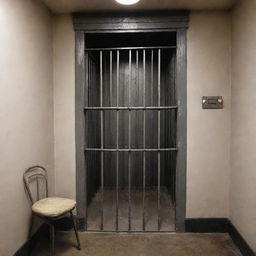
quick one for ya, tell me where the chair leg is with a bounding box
[28,214,34,239]
[50,223,55,256]
[70,211,81,250]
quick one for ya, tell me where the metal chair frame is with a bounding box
[23,166,81,255]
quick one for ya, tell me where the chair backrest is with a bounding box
[23,166,48,205]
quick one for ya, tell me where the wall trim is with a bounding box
[185,218,255,256]
[185,218,230,233]
[73,11,189,32]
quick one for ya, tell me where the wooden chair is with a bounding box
[23,166,81,255]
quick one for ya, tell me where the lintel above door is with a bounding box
[73,11,189,32]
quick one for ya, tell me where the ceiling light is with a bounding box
[115,0,141,5]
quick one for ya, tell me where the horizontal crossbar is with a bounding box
[86,46,176,51]
[85,148,177,152]
[84,106,177,110]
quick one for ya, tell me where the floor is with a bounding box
[32,232,242,256]
[87,187,175,231]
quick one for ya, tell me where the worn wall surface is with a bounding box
[53,12,231,218]
[186,11,231,217]
[230,0,256,251]
[0,0,54,255]
[53,15,76,199]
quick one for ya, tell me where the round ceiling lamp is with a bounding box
[115,0,141,5]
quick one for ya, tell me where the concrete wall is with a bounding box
[53,12,231,218]
[230,0,256,251]
[0,0,54,255]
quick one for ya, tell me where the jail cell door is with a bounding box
[83,44,177,232]
[74,13,188,233]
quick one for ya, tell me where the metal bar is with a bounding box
[151,50,154,105]
[100,50,104,230]
[86,46,176,51]
[157,49,161,231]
[142,49,146,231]
[100,51,103,106]
[150,51,155,231]
[84,51,89,231]
[116,50,120,231]
[128,49,132,231]
[136,50,139,98]
[83,29,178,34]
[84,106,178,110]
[110,51,112,107]
[135,50,139,145]
[85,148,177,152]
[86,56,91,229]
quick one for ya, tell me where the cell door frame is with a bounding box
[73,11,189,232]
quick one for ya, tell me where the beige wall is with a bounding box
[187,12,231,217]
[0,0,54,255]
[53,12,232,217]
[230,0,256,251]
[53,15,76,199]
[2,1,256,254]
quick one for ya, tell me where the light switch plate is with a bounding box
[202,96,223,109]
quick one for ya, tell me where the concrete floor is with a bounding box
[87,187,175,231]
[32,232,242,256]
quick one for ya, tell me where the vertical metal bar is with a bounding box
[84,52,89,231]
[150,51,154,229]
[142,49,146,231]
[100,50,104,230]
[157,49,161,231]
[128,49,132,231]
[110,51,113,107]
[136,50,139,98]
[151,50,154,106]
[85,54,91,230]
[116,50,120,231]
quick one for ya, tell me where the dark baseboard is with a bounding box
[227,220,255,256]
[185,218,255,256]
[13,224,48,256]
[185,218,229,233]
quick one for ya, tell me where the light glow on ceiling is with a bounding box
[115,0,141,5]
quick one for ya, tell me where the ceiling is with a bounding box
[41,0,237,14]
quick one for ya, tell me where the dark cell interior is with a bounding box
[85,32,176,48]
[84,32,177,231]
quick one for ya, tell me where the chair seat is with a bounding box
[32,197,76,217]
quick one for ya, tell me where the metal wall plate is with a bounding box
[202,96,223,109]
